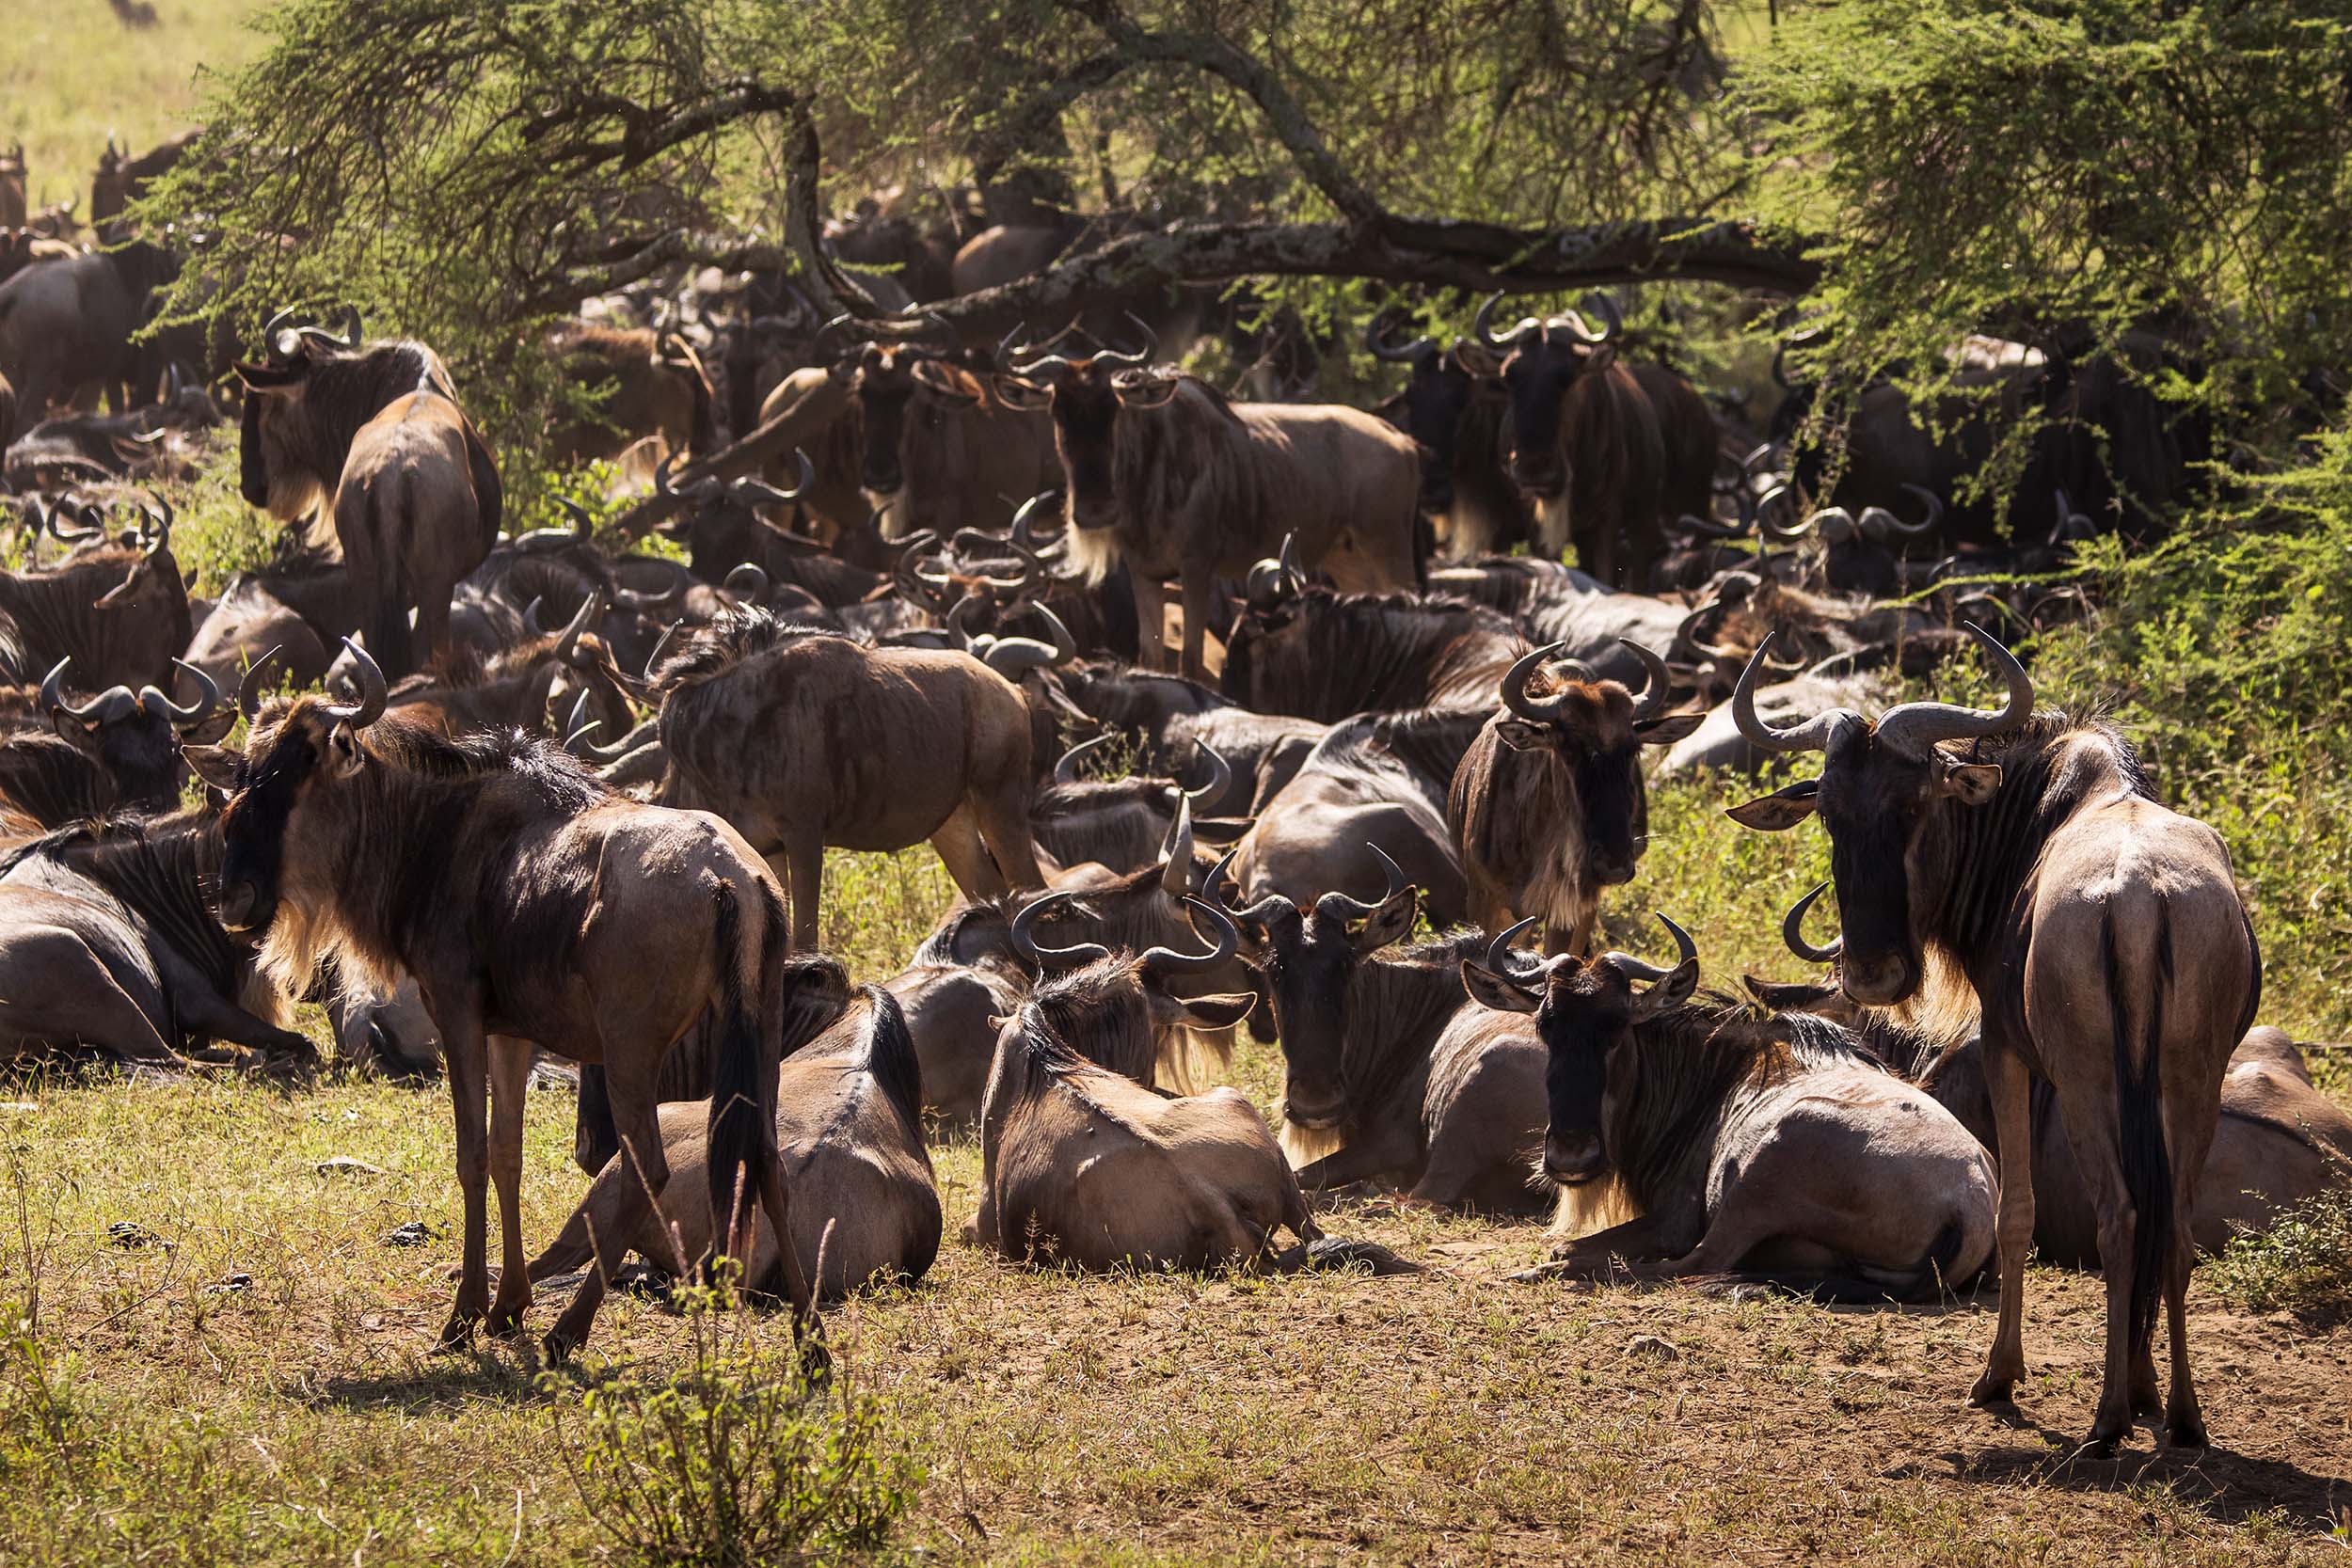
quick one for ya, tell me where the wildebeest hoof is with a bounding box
[1965,1373,2016,1408]
[2165,1413,2210,1450]
[434,1312,479,1353]
[541,1330,575,1367]
[487,1304,529,1339]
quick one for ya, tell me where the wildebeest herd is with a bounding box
[1,147,2345,1455]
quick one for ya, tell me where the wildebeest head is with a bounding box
[1218,845,1419,1129]
[1367,315,1504,515]
[1491,639,1701,887]
[818,313,960,495]
[37,655,224,809]
[1460,912,1699,1184]
[995,317,1157,531]
[1475,293,1621,499]
[234,306,458,519]
[1722,624,2033,1006]
[651,448,814,581]
[1009,887,1258,1070]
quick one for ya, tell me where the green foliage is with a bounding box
[163,443,289,594]
[2205,1173,2352,1321]
[544,1279,917,1568]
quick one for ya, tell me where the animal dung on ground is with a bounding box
[383,1221,435,1248]
[1625,1333,1680,1362]
[106,1219,159,1248]
[314,1156,388,1178]
[206,1273,253,1295]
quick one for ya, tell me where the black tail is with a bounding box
[367,577,416,682]
[2106,911,2173,1358]
[573,1063,618,1176]
[704,878,778,1277]
[850,985,926,1141]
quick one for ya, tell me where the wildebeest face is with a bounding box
[199,705,364,933]
[1500,338,1613,498]
[1240,887,1416,1129]
[849,348,916,493]
[1045,371,1122,530]
[1397,347,1502,514]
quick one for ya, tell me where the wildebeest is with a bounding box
[649,607,1048,948]
[1000,323,1422,678]
[378,590,636,740]
[1219,854,1551,1212]
[544,321,717,464]
[0,657,222,825]
[0,495,191,689]
[1364,317,1531,558]
[1466,915,1997,1299]
[185,642,820,1362]
[1723,626,2260,1451]
[1476,293,1714,590]
[534,970,943,1302]
[0,243,175,418]
[1220,579,1521,721]
[183,545,363,695]
[235,308,502,679]
[1449,641,1699,955]
[1423,555,1691,685]
[1032,736,1242,877]
[0,813,315,1069]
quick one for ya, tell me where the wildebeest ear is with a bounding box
[184,708,238,746]
[326,724,367,779]
[1168,991,1256,1031]
[1635,710,1706,746]
[1724,778,1818,832]
[1495,720,1559,752]
[1355,885,1419,953]
[1461,960,1540,1015]
[1742,974,1839,1012]
[233,358,307,391]
[1941,761,2003,805]
[1583,341,1618,374]
[182,744,245,791]
[1636,958,1700,1015]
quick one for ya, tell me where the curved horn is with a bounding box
[1619,640,1672,723]
[1781,880,1843,964]
[1601,912,1698,986]
[1139,895,1240,977]
[564,693,659,763]
[769,448,815,501]
[1158,796,1198,897]
[980,603,1076,679]
[1313,842,1407,925]
[322,637,386,729]
[1184,743,1231,809]
[1888,483,1945,537]
[1277,531,1301,596]
[1675,510,1749,541]
[723,563,769,601]
[998,322,1079,378]
[1364,310,1437,364]
[514,497,596,552]
[1009,891,1109,968]
[140,492,176,561]
[1731,632,1853,755]
[1473,293,1542,351]
[640,619,686,683]
[40,657,120,723]
[1499,641,1574,725]
[552,589,607,667]
[1009,489,1065,550]
[1755,484,1815,543]
[1871,623,2035,754]
[612,556,691,610]
[235,646,283,721]
[261,305,303,360]
[1053,732,1115,787]
[1577,291,1623,341]
[143,659,221,731]
[1100,311,1155,368]
[46,496,103,543]
[1485,915,1545,981]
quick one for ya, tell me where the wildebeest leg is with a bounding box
[484,1035,534,1337]
[1968,1039,2036,1408]
[1518,1208,1700,1280]
[2048,1090,2142,1449]
[929,805,1007,903]
[970,783,1045,894]
[435,1003,493,1351]
[780,830,824,950]
[1131,569,1169,672]
[1179,567,1214,685]
[156,951,316,1066]
[546,1054,674,1360]
[1544,911,1597,958]
[2160,1082,2218,1449]
[411,572,457,672]
[1295,1121,1423,1196]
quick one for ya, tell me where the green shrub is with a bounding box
[2204,1176,2352,1321]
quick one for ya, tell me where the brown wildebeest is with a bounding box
[1449,640,1699,956]
[184,641,819,1363]
[1218,850,1550,1212]
[969,893,1318,1271]
[1366,317,1533,558]
[235,307,502,679]
[1000,321,1422,679]
[1723,626,2261,1451]
[0,493,192,689]
[1465,915,1997,1298]
[0,657,222,825]
[378,590,636,741]
[650,606,1050,948]
[1032,736,1244,877]
[533,971,943,1302]
[1219,574,1523,722]
[544,321,717,464]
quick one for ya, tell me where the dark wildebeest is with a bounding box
[1464,915,1997,1297]
[235,307,502,679]
[544,321,717,465]
[183,546,363,695]
[1754,487,1944,599]
[0,657,223,825]
[534,971,943,1303]
[185,642,820,1363]
[1000,323,1423,678]
[0,813,316,1069]
[1219,852,1552,1212]
[650,607,1049,948]
[0,243,175,418]
[1364,316,1531,559]
[969,894,1326,1272]
[0,495,191,689]
[1220,578,1522,721]
[1476,293,1714,591]
[1449,641,1699,955]
[1722,626,2260,1451]
[1031,736,1244,877]
[1423,555,1690,684]
[378,591,637,741]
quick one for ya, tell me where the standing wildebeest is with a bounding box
[1365,316,1531,558]
[0,143,22,230]
[1219,853,1551,1212]
[235,308,502,679]
[544,321,717,464]
[535,972,943,1302]
[1722,626,2260,1451]
[651,607,1049,948]
[0,813,315,1069]
[1000,322,1422,679]
[1449,641,1699,955]
[185,642,820,1362]
[0,657,222,825]
[0,496,191,689]
[0,243,175,419]
[1476,293,1713,590]
[1465,916,1997,1298]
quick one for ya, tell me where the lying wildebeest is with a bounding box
[1466,915,1997,1298]
[0,812,315,1069]
[236,307,502,679]
[184,641,819,1363]
[379,591,635,741]
[1219,851,1550,1212]
[650,607,1050,948]
[544,321,716,465]
[1220,578,1522,721]
[0,657,223,825]
[1424,555,1692,686]
[1000,321,1422,678]
[1449,641,1698,955]
[534,971,942,1303]
[1723,625,2260,1451]
[0,494,192,689]
[1031,736,1243,877]
[969,894,1328,1272]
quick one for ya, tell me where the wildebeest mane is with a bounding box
[0,730,113,824]
[1109,377,1262,568]
[0,812,242,998]
[1224,588,1518,720]
[1339,930,1491,1109]
[259,341,459,502]
[1017,957,1162,1090]
[840,983,926,1144]
[654,604,858,690]
[0,542,188,682]
[1308,706,1490,801]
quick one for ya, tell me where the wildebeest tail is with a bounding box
[573,1063,617,1176]
[2106,907,2173,1357]
[365,562,415,680]
[704,876,780,1279]
[850,984,925,1141]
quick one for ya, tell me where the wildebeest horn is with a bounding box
[1185,743,1231,808]
[1009,490,1064,549]
[1576,292,1622,341]
[997,323,1077,378]
[1620,640,1672,722]
[612,556,691,610]
[981,603,1075,679]
[1140,895,1240,978]
[1053,732,1115,786]
[140,659,220,731]
[1364,310,1437,364]
[1602,911,1697,986]
[138,490,172,558]
[1099,312,1156,369]
[293,305,360,353]
[1782,881,1843,964]
[564,693,658,763]
[322,637,386,729]
[733,448,814,505]
[1871,623,2035,753]
[723,563,769,601]
[1500,641,1576,724]
[1158,795,1198,896]
[514,498,595,552]
[1314,842,1407,925]
[45,496,103,544]
[641,619,685,682]
[235,646,284,721]
[261,305,303,360]
[1755,484,1814,543]
[1675,510,1748,541]
[1894,483,1945,536]
[39,658,131,724]
[1473,293,1543,351]
[553,589,607,667]
[1009,891,1109,968]
[1731,632,1856,755]
[1485,915,1545,981]
[653,450,722,506]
